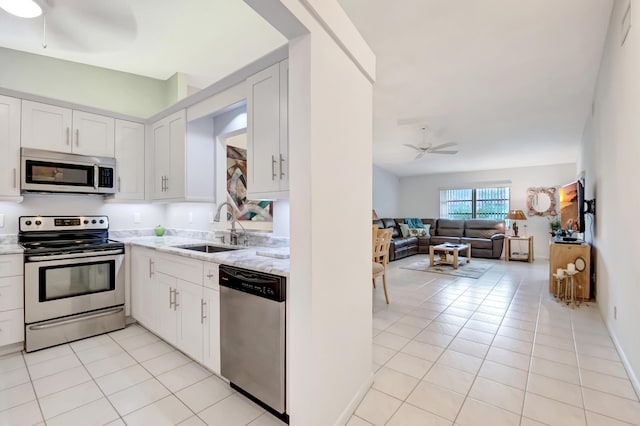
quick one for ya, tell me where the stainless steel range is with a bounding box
[19,216,125,352]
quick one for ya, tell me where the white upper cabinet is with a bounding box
[150,110,215,202]
[247,59,289,198]
[72,110,115,157]
[114,120,145,201]
[0,95,21,200]
[151,110,186,200]
[21,100,115,157]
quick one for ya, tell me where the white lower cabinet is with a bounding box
[130,247,220,374]
[202,287,220,372]
[0,254,24,347]
[131,247,159,331]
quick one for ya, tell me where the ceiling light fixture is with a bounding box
[0,0,42,18]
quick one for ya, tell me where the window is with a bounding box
[440,187,510,219]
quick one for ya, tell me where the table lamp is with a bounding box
[507,209,527,236]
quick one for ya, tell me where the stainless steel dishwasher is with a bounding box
[219,265,287,422]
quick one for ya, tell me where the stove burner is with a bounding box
[18,215,124,256]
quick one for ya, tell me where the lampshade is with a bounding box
[372,209,380,220]
[506,209,527,220]
[0,0,42,18]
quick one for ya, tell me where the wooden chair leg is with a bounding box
[372,277,376,288]
[382,274,389,304]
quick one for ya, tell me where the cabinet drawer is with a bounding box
[203,262,219,291]
[0,254,22,277]
[0,276,23,311]
[156,253,203,285]
[0,309,24,346]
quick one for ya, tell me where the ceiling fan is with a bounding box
[0,0,137,52]
[403,126,458,160]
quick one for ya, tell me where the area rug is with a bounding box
[401,258,494,279]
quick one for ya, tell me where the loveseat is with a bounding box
[373,218,505,261]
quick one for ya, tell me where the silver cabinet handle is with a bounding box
[169,288,174,309]
[174,290,179,310]
[13,168,16,188]
[279,153,285,179]
[164,176,168,191]
[271,155,277,180]
[66,127,70,145]
[117,176,121,192]
[206,272,214,279]
[76,129,79,146]
[149,259,154,277]
[200,299,207,324]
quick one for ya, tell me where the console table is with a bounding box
[504,235,534,262]
[548,242,591,300]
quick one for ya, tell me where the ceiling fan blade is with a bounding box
[403,143,423,152]
[430,141,457,150]
[430,150,458,155]
[414,151,426,160]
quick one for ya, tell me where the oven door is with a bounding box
[24,251,125,324]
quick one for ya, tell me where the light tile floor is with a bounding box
[350,255,640,426]
[1,256,639,425]
[0,324,286,426]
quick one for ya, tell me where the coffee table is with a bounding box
[429,243,471,269]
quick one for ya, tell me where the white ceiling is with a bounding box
[338,0,613,177]
[0,1,614,178]
[0,0,286,89]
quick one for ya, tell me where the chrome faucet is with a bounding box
[214,202,247,246]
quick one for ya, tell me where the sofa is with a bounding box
[373,218,505,261]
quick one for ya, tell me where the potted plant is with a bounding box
[548,216,561,235]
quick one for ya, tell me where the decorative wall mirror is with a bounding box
[527,187,557,216]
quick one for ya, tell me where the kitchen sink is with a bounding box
[174,244,239,253]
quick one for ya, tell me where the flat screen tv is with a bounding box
[559,180,585,233]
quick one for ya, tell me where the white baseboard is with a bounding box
[606,321,640,398]
[335,371,374,426]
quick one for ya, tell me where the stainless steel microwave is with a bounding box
[21,148,116,195]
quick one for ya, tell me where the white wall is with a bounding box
[248,1,375,424]
[372,165,399,217]
[398,163,577,259]
[0,47,178,118]
[580,0,640,390]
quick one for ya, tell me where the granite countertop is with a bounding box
[0,242,23,255]
[115,236,290,277]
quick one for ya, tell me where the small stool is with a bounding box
[565,270,579,308]
[552,272,565,301]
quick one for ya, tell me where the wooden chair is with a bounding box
[373,227,393,304]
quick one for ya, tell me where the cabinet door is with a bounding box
[202,287,220,374]
[247,63,280,195]
[0,276,24,311]
[156,273,178,345]
[131,248,159,332]
[166,111,186,199]
[152,110,185,200]
[72,110,115,157]
[0,309,24,346]
[0,95,21,198]
[21,100,72,152]
[114,120,145,201]
[152,119,170,199]
[177,280,204,363]
[278,59,289,191]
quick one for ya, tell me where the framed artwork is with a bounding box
[227,144,273,222]
[527,187,557,216]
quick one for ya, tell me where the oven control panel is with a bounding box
[19,216,109,232]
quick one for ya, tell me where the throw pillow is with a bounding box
[423,224,431,236]
[407,228,426,237]
[399,223,410,237]
[405,217,425,229]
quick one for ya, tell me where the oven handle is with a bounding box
[27,307,124,331]
[27,249,124,262]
